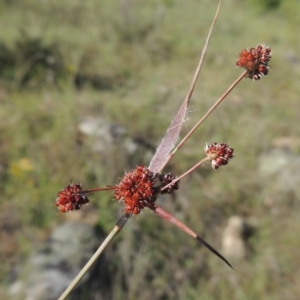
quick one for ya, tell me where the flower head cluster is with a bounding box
[56,184,89,213]
[114,166,179,215]
[236,44,271,80]
[205,143,234,170]
[114,166,158,215]
[56,166,180,215]
[159,173,179,194]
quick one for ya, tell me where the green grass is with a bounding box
[1,0,300,299]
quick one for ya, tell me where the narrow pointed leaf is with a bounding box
[153,205,233,269]
[148,99,189,173]
[148,0,222,174]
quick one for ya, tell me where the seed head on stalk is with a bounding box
[56,1,272,299]
[236,44,272,80]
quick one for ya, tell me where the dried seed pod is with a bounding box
[56,184,89,212]
[114,166,158,215]
[159,173,179,194]
[236,44,271,80]
[205,143,234,169]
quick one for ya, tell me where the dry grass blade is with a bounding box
[148,0,222,174]
[167,70,247,160]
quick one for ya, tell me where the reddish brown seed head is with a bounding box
[114,166,158,215]
[55,166,179,215]
[114,166,180,214]
[205,143,234,170]
[56,183,89,213]
[236,44,271,80]
[159,173,179,194]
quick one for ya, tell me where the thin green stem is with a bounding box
[58,214,130,300]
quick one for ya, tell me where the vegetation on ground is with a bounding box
[0,0,300,299]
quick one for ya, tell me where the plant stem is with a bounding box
[152,0,222,174]
[183,0,223,107]
[58,214,130,300]
[164,70,247,167]
[161,157,210,192]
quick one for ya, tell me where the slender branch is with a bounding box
[58,214,130,300]
[163,70,247,168]
[161,157,210,192]
[174,70,248,154]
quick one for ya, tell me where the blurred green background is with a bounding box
[1,0,300,299]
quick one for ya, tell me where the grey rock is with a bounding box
[222,216,255,261]
[12,221,102,300]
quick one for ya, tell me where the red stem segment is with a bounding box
[153,205,233,269]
